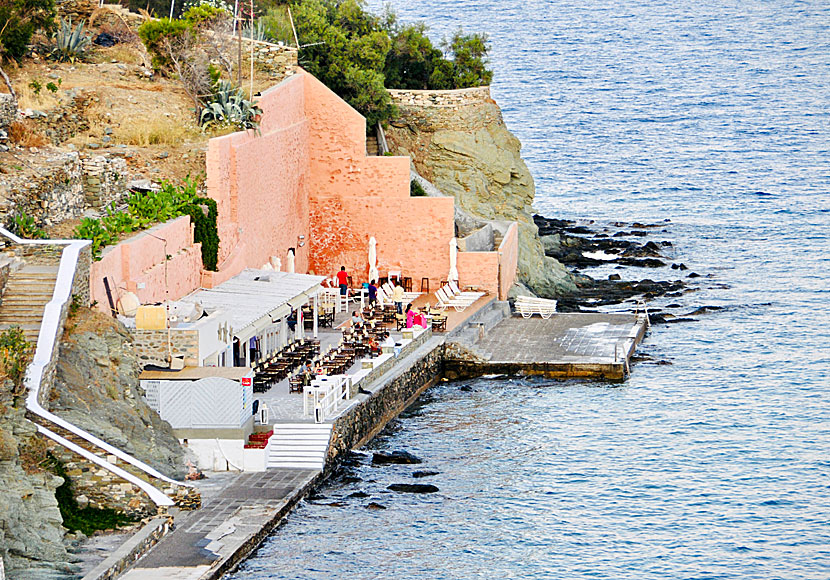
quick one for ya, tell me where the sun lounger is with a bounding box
[514,295,557,319]
[435,287,474,311]
[381,283,421,303]
[447,280,486,301]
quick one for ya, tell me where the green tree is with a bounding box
[383,23,443,90]
[0,0,55,61]
[446,29,493,88]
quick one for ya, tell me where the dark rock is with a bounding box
[348,491,370,499]
[307,493,327,501]
[459,385,473,392]
[608,274,621,281]
[388,483,439,494]
[366,502,387,510]
[372,451,422,465]
[93,32,117,47]
[687,272,701,278]
[412,471,439,478]
[671,263,688,270]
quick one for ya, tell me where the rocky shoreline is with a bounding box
[533,214,717,324]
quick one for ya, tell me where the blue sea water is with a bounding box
[227,1,830,578]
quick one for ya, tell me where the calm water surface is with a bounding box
[228,1,830,577]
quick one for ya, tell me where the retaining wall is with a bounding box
[81,516,173,580]
[388,86,492,108]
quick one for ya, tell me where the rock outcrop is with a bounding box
[49,308,186,479]
[0,384,72,579]
[386,90,575,297]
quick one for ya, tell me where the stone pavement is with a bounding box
[475,313,645,364]
[123,469,318,579]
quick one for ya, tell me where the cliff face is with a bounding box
[0,387,71,579]
[385,89,575,297]
[49,308,186,479]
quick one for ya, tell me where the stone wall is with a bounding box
[388,86,492,109]
[82,154,129,209]
[32,90,92,145]
[0,93,16,131]
[245,40,298,84]
[327,343,444,467]
[81,516,173,580]
[133,329,199,368]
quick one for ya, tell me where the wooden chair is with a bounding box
[420,277,430,293]
[402,276,413,292]
[395,313,407,331]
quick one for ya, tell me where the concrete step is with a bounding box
[267,423,331,471]
[267,460,324,469]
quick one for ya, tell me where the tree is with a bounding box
[446,29,493,88]
[0,0,55,61]
[383,23,443,90]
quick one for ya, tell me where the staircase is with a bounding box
[268,422,332,470]
[366,134,379,156]
[0,263,60,344]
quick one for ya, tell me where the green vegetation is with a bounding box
[265,0,492,127]
[0,327,32,405]
[51,17,90,62]
[0,0,55,61]
[28,78,42,95]
[46,454,138,535]
[74,177,220,270]
[200,80,262,131]
[410,179,426,197]
[8,210,47,239]
[137,17,190,70]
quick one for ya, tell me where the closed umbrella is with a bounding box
[368,236,379,283]
[273,257,281,272]
[286,249,295,274]
[448,238,459,283]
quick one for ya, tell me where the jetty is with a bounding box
[100,298,647,580]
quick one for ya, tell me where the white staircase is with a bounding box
[267,423,333,470]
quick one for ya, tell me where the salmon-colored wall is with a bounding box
[455,222,519,300]
[90,216,202,310]
[497,222,519,300]
[205,75,311,283]
[302,73,454,284]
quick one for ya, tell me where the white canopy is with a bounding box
[368,236,379,283]
[448,237,459,283]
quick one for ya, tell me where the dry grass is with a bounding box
[115,115,193,146]
[14,81,61,111]
[8,121,48,148]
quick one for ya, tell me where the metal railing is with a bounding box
[303,375,351,423]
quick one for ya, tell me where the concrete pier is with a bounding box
[446,312,649,381]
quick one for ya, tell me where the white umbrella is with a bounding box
[448,237,459,283]
[273,257,281,272]
[286,249,295,274]
[368,236,379,283]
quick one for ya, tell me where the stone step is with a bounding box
[366,135,379,156]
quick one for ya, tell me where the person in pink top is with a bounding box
[405,303,416,328]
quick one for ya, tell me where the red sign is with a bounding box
[241,377,252,387]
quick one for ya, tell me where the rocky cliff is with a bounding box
[385,89,575,297]
[49,308,186,480]
[0,385,72,579]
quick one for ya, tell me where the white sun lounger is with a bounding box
[435,287,474,311]
[446,280,486,301]
[381,282,421,302]
[514,295,557,319]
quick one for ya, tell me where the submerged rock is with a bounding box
[412,471,439,479]
[348,491,370,499]
[388,483,439,494]
[372,451,422,465]
[366,502,387,510]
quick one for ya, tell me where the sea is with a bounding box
[227,1,830,578]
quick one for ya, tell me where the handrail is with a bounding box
[1,227,189,505]
[635,300,651,328]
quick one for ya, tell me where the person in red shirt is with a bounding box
[336,266,349,297]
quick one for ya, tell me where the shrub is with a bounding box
[51,18,91,62]
[137,17,190,69]
[181,4,226,26]
[0,327,32,404]
[8,210,47,238]
[0,0,55,61]
[7,120,48,148]
[410,179,426,197]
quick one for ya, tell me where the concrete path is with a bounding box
[123,469,318,579]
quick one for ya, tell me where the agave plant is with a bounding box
[52,18,90,63]
[243,20,272,43]
[200,80,262,131]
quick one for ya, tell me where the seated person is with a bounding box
[405,303,416,328]
[350,310,363,327]
[414,308,428,329]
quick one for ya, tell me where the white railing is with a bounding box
[303,375,351,423]
[635,300,651,328]
[1,227,188,507]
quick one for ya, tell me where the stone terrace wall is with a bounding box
[245,40,298,84]
[327,343,444,466]
[388,86,492,109]
[133,329,199,367]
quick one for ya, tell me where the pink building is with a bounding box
[91,70,516,311]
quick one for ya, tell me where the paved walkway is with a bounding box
[123,469,317,579]
[475,313,645,364]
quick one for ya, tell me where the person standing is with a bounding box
[368,279,378,305]
[392,280,405,314]
[336,266,349,297]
